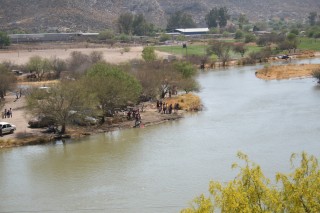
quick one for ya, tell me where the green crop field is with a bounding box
[298,37,320,51]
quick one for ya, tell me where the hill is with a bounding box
[0,0,319,32]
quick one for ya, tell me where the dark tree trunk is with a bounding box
[160,91,167,99]
[60,124,66,134]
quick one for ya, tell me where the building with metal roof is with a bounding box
[174,28,209,36]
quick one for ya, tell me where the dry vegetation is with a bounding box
[164,93,202,111]
[256,64,320,80]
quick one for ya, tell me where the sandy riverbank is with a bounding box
[256,64,320,80]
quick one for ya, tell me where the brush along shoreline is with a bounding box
[0,94,202,149]
[256,64,320,80]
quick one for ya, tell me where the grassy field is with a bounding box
[156,44,263,59]
[298,37,320,51]
[156,45,207,56]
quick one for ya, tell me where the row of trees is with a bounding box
[182,152,320,212]
[117,7,230,36]
[117,13,155,36]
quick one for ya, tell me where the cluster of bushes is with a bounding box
[22,47,200,133]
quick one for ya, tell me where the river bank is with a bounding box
[256,63,320,80]
[0,93,200,149]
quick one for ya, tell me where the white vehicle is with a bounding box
[0,122,16,134]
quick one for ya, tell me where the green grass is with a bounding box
[156,45,207,56]
[298,37,320,51]
[156,44,263,59]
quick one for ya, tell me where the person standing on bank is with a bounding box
[9,108,12,118]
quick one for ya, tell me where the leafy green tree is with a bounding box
[205,8,219,28]
[142,46,157,62]
[117,34,131,43]
[167,11,196,30]
[117,13,134,34]
[0,31,10,49]
[98,29,115,40]
[238,14,248,29]
[98,30,116,46]
[159,34,171,42]
[308,12,317,26]
[244,33,256,43]
[132,14,147,36]
[26,81,93,134]
[173,61,197,78]
[182,152,320,213]
[234,30,244,39]
[290,28,299,35]
[287,32,297,41]
[218,7,230,28]
[27,56,52,81]
[84,62,142,120]
[0,64,16,99]
[206,7,230,28]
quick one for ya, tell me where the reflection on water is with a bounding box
[1,58,320,213]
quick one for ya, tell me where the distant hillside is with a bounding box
[0,0,319,32]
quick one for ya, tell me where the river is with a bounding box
[1,58,320,213]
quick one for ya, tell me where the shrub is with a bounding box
[159,34,171,42]
[123,47,131,52]
[234,30,244,39]
[142,46,157,62]
[245,33,256,43]
[312,69,320,83]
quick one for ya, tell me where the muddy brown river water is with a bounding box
[1,58,320,213]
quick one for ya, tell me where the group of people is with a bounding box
[127,108,142,127]
[1,108,13,119]
[156,100,180,114]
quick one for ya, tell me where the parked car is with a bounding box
[28,116,55,128]
[11,70,24,75]
[0,122,16,134]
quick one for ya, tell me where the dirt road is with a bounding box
[0,92,41,139]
